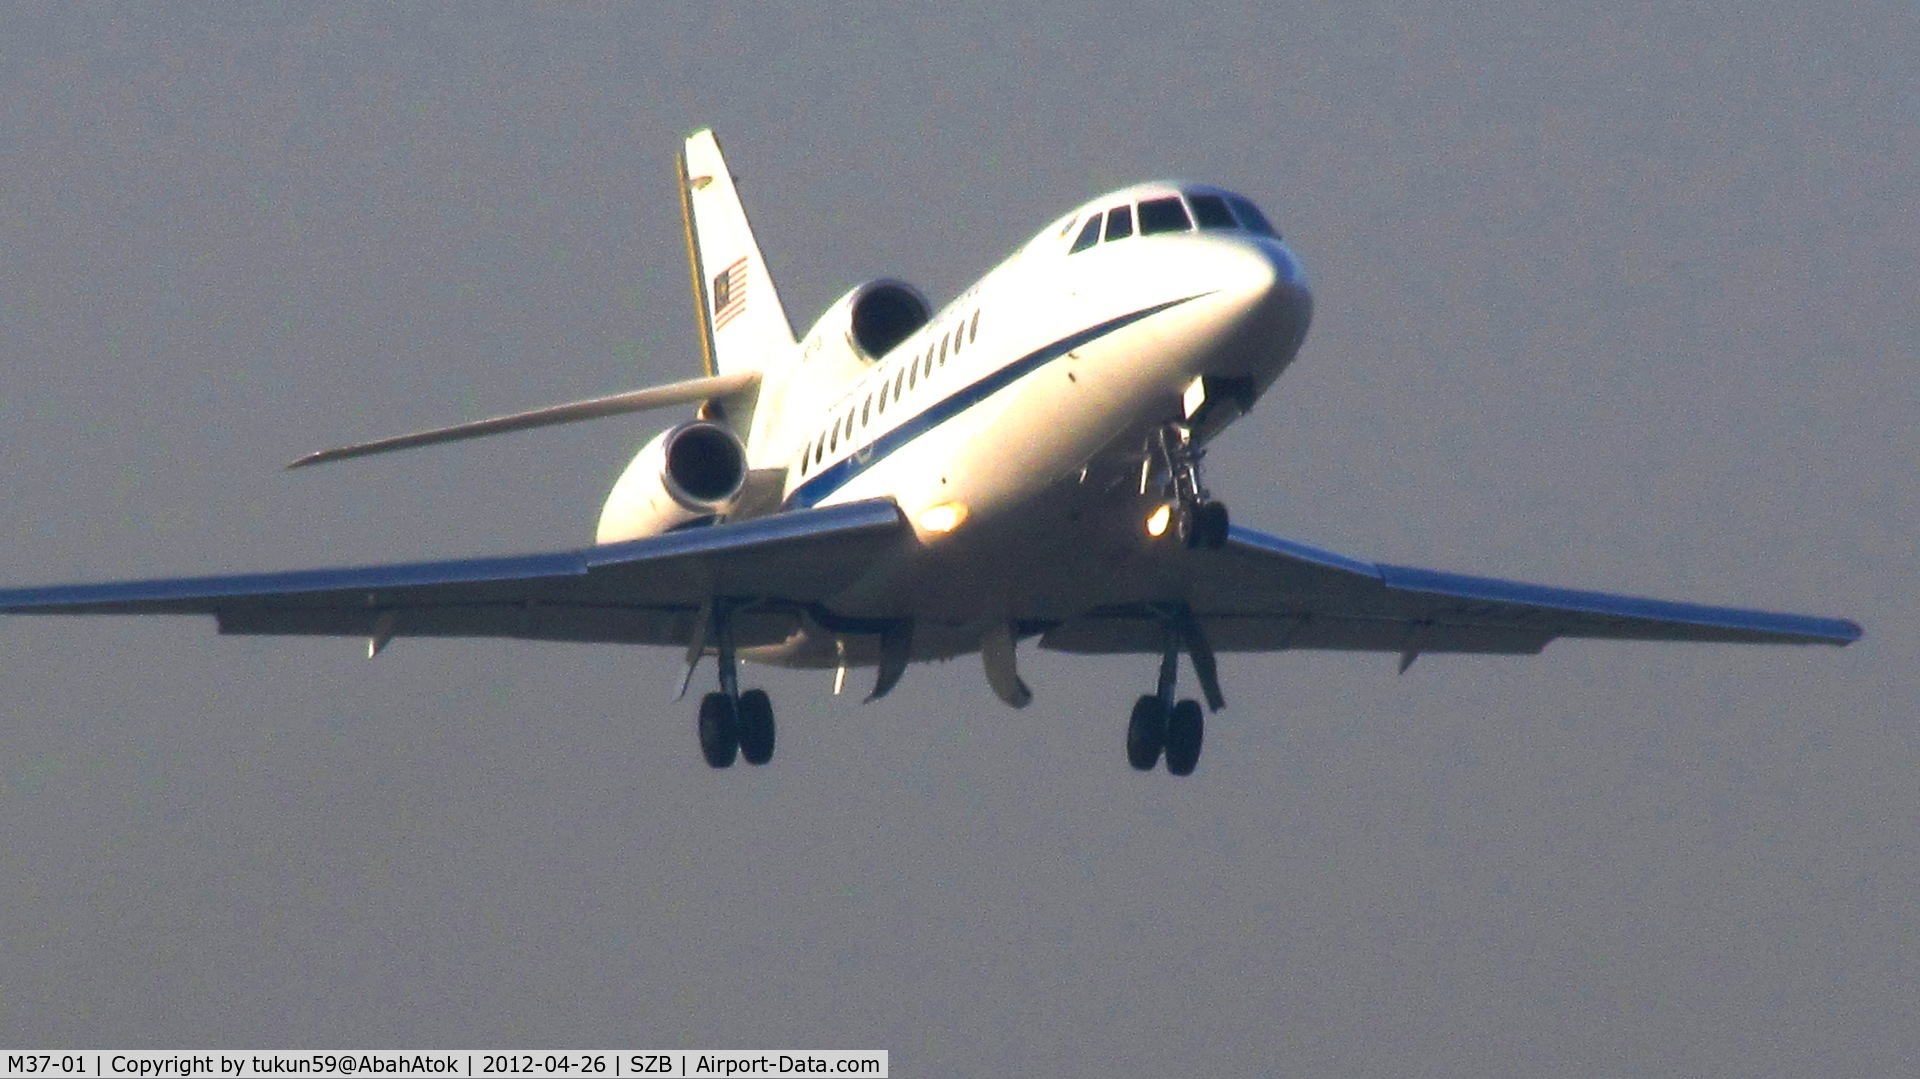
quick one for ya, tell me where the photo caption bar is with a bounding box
[0,1052,887,1078]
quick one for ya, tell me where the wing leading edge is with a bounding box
[1042,524,1862,657]
[0,499,907,649]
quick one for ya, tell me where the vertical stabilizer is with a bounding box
[680,130,796,378]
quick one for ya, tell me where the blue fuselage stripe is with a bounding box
[784,293,1207,509]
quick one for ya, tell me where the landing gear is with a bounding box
[698,692,738,768]
[1127,695,1166,770]
[1155,422,1230,550]
[1125,604,1222,776]
[1164,700,1204,776]
[1180,499,1230,551]
[691,600,777,769]
[736,688,776,765]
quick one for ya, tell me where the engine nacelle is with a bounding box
[771,280,932,450]
[804,278,932,364]
[595,421,748,543]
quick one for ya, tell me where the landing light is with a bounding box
[918,501,969,534]
[1145,503,1172,538]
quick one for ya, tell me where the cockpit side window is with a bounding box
[1068,215,1102,253]
[1188,193,1238,230]
[1226,195,1280,239]
[1137,196,1192,235]
[1103,205,1134,241]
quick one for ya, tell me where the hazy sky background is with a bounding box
[1,4,1914,1074]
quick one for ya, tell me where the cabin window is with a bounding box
[815,436,825,465]
[1069,216,1101,253]
[1137,196,1192,235]
[1104,205,1134,241]
[877,383,887,415]
[829,425,839,452]
[894,367,906,400]
[1227,195,1280,238]
[923,346,934,378]
[1188,193,1237,230]
[970,309,981,343]
[939,333,950,366]
[862,396,871,426]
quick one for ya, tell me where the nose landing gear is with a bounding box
[1155,423,1230,550]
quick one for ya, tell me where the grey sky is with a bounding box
[1,4,1914,1074]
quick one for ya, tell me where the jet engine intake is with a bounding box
[799,279,931,368]
[596,421,748,543]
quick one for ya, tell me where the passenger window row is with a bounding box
[1068,191,1278,253]
[798,308,984,476]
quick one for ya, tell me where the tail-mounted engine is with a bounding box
[766,280,932,453]
[807,279,932,364]
[596,420,748,543]
[790,280,931,394]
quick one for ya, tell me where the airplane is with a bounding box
[0,129,1861,776]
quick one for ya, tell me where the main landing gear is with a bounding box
[698,687,774,767]
[1156,422,1229,550]
[690,601,776,768]
[1127,604,1226,776]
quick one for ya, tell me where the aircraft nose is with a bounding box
[1217,238,1312,353]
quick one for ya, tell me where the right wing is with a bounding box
[0,499,906,649]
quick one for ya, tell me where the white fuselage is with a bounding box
[634,182,1311,668]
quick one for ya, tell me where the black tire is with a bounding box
[1177,503,1200,548]
[737,689,776,765]
[1127,694,1166,770]
[1196,501,1230,549]
[1164,699,1204,776]
[697,691,738,768]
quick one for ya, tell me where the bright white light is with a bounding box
[918,502,969,534]
[1145,503,1172,537]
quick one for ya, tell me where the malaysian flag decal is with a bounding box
[712,257,748,329]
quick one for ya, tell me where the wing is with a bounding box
[0,499,906,649]
[1041,523,1862,661]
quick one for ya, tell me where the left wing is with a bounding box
[0,499,906,649]
[1043,524,1862,662]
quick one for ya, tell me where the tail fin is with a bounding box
[679,130,796,378]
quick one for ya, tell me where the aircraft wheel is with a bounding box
[1126,695,1166,771]
[737,689,776,765]
[697,691,738,769]
[1195,501,1230,549]
[1164,699,1204,776]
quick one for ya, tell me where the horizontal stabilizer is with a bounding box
[287,369,759,469]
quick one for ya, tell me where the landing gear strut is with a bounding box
[1155,422,1229,550]
[691,600,776,769]
[1126,604,1222,776]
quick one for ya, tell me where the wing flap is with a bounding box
[215,604,801,649]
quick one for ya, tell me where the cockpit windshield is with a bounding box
[1137,196,1192,235]
[1065,188,1280,253]
[1187,193,1238,230]
[1224,194,1279,238]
